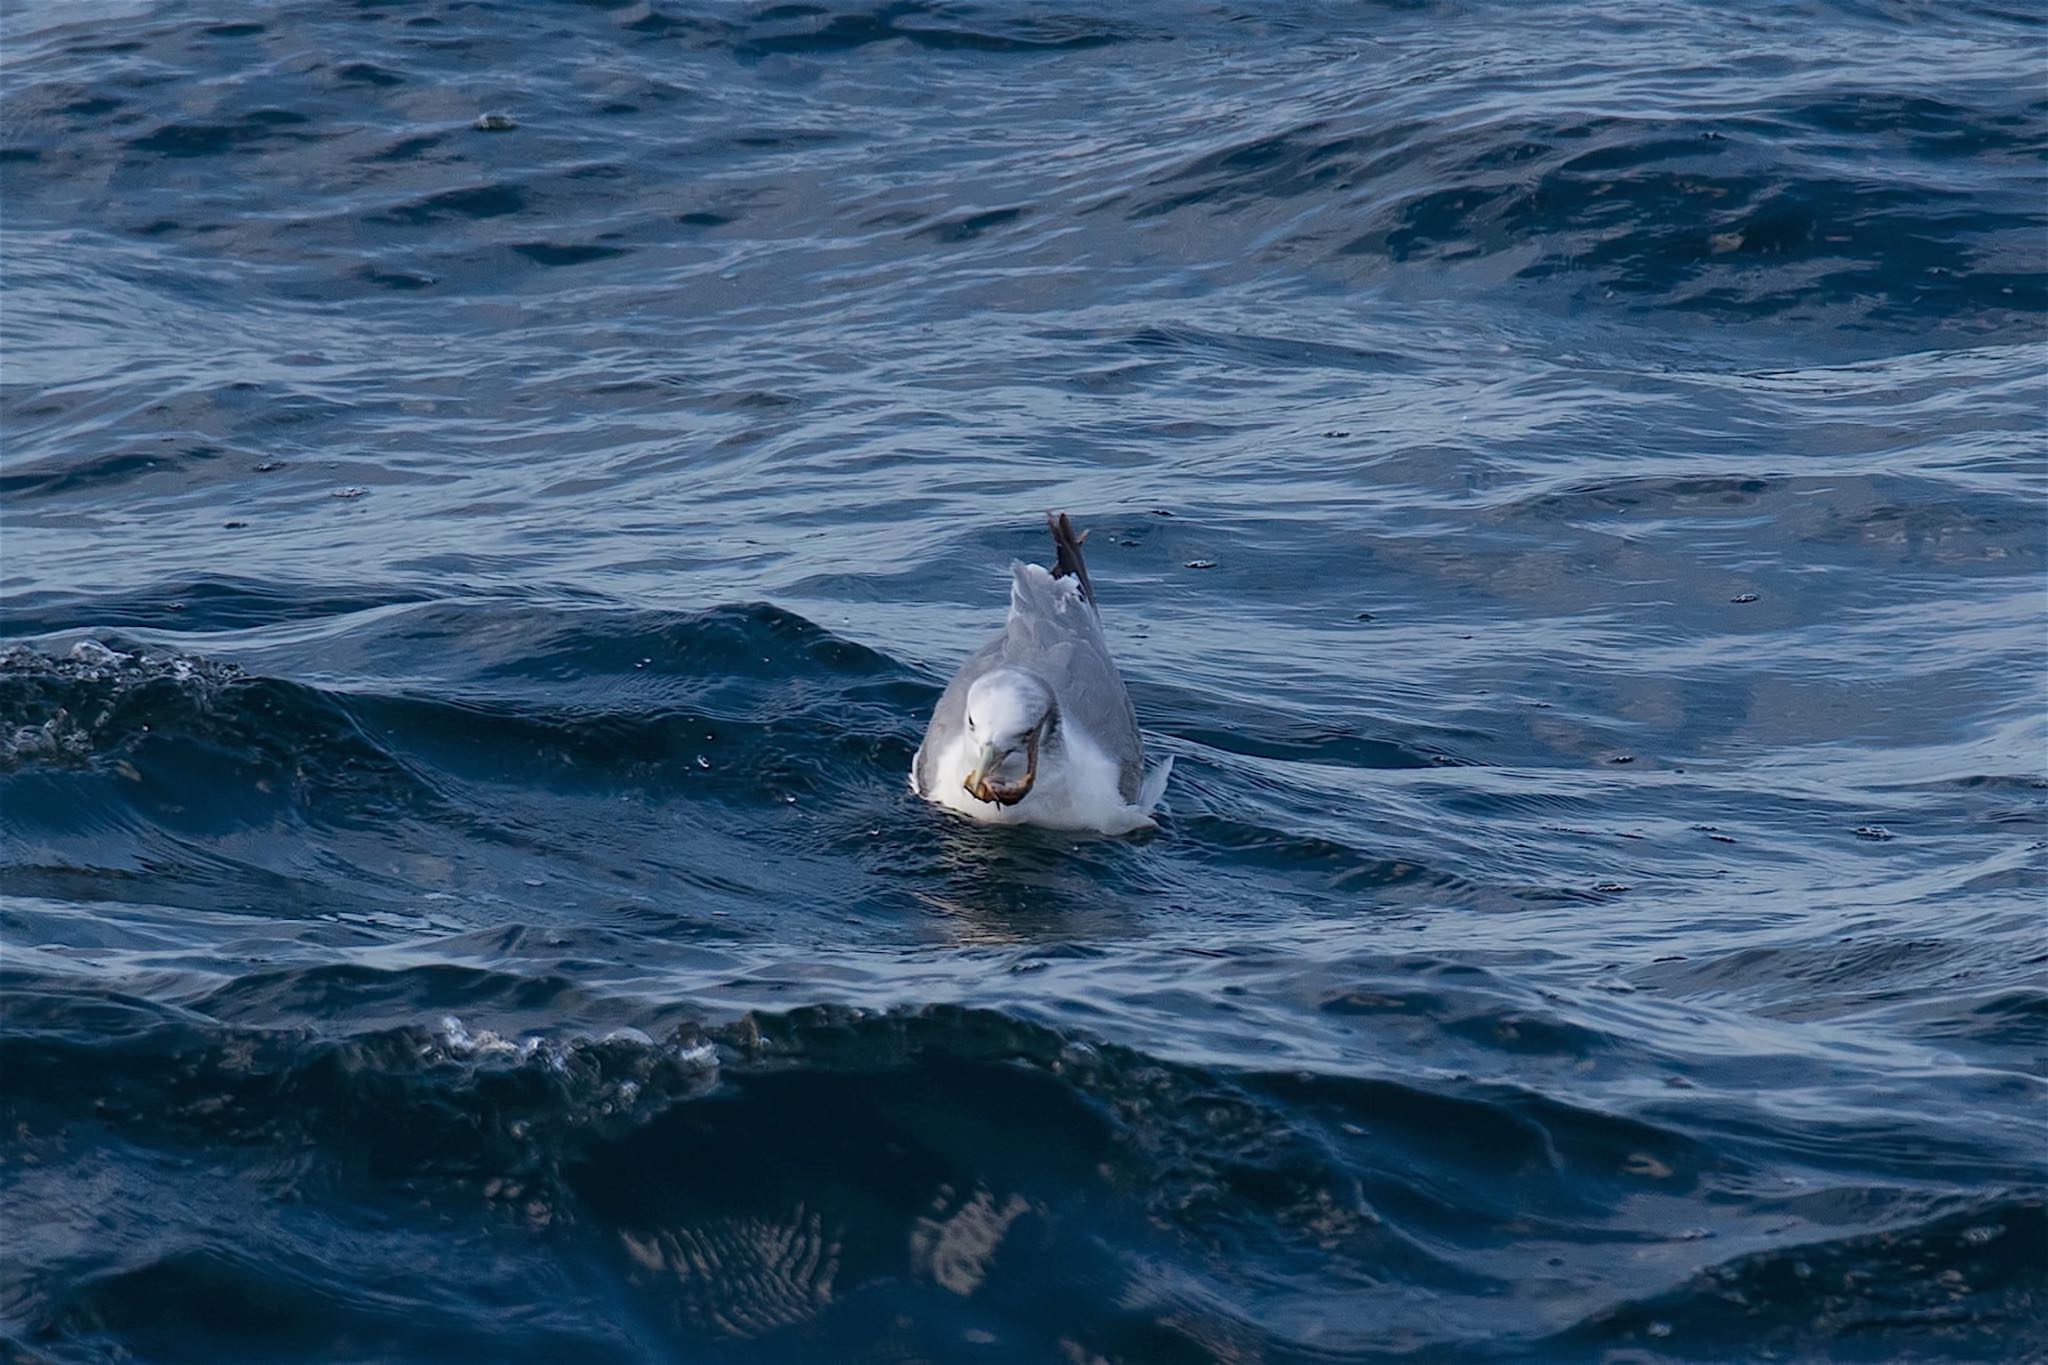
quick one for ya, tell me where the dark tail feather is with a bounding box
[1046,511,1097,605]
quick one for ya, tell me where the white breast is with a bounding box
[915,724,1153,834]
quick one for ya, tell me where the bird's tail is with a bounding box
[1046,511,1097,606]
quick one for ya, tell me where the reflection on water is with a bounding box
[2,0,2043,1359]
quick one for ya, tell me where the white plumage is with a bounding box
[910,514,1169,834]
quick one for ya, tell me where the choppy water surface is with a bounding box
[3,1,2044,1359]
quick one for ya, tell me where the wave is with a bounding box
[0,593,1523,928]
[3,1,2039,349]
[1551,1195,2048,1359]
[2,3,2041,1356]
[6,982,2033,1341]
[6,993,2040,1361]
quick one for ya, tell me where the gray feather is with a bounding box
[914,560,1142,804]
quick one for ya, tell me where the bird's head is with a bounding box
[961,669,1054,805]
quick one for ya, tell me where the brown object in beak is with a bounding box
[965,728,1040,806]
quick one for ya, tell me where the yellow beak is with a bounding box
[963,742,1002,795]
[962,732,1040,806]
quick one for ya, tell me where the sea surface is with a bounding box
[2,1,2044,1360]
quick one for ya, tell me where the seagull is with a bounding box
[911,513,1170,833]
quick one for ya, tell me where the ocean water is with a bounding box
[2,0,2044,1359]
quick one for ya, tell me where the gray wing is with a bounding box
[999,563,1143,802]
[911,634,1005,797]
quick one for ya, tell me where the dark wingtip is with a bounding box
[1046,510,1097,605]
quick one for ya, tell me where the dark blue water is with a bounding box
[3,1,2044,1359]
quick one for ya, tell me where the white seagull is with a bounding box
[911,513,1170,833]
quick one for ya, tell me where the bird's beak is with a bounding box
[963,730,1039,806]
[963,743,1001,801]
